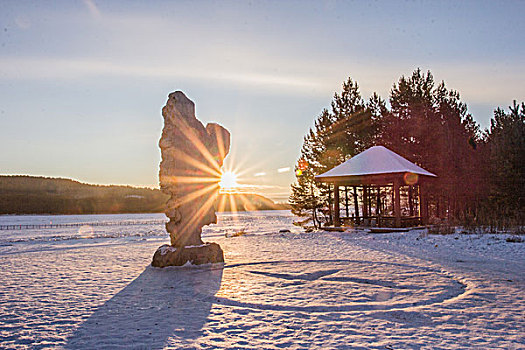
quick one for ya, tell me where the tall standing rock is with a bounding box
[153,91,230,267]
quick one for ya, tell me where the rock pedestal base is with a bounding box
[151,243,224,268]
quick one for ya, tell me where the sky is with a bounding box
[1,0,524,202]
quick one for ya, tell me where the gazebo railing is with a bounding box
[339,215,423,228]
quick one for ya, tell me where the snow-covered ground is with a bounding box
[0,211,523,349]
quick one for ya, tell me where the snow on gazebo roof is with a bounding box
[315,145,436,180]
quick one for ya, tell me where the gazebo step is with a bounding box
[323,226,345,232]
[369,227,410,233]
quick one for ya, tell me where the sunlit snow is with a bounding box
[0,211,523,349]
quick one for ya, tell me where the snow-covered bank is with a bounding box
[342,228,525,281]
[0,222,523,349]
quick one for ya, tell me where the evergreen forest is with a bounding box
[290,69,524,230]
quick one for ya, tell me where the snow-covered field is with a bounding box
[0,211,523,349]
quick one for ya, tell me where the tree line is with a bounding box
[290,69,524,230]
[0,176,288,215]
[0,176,168,215]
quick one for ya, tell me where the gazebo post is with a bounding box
[327,184,332,225]
[366,186,371,218]
[334,184,341,227]
[376,186,381,217]
[419,182,428,225]
[362,186,368,222]
[374,187,380,226]
[368,187,372,217]
[353,186,360,225]
[393,179,401,227]
[344,186,349,218]
[391,186,395,215]
[408,185,414,216]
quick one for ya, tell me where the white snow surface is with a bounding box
[316,145,437,179]
[0,211,523,349]
[184,244,210,248]
[160,245,177,255]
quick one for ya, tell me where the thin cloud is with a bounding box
[254,172,266,177]
[14,16,31,29]
[1,3,523,106]
[277,167,291,173]
[1,55,521,105]
[83,0,102,19]
[0,56,328,95]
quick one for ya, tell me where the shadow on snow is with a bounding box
[65,264,223,349]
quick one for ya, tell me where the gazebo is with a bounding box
[315,146,436,228]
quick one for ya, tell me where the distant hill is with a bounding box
[216,192,290,212]
[0,176,168,215]
[0,176,288,215]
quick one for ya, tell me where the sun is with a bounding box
[219,171,239,190]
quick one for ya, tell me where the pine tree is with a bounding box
[486,100,525,225]
[289,109,331,228]
[290,77,380,227]
[382,69,483,222]
[367,92,388,143]
[328,77,368,160]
